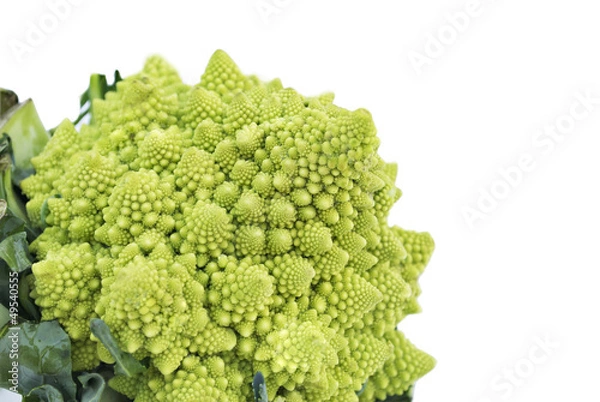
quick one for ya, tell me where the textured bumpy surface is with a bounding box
[21,50,435,401]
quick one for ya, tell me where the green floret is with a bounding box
[137,54,184,89]
[254,319,338,399]
[192,118,224,153]
[181,86,224,128]
[266,228,294,255]
[232,189,265,224]
[19,50,435,401]
[359,262,413,337]
[277,88,305,117]
[213,180,240,208]
[359,331,435,401]
[208,257,275,331]
[199,49,252,99]
[28,225,69,258]
[190,320,237,356]
[347,249,378,273]
[223,92,259,134]
[42,151,118,242]
[234,225,266,257]
[267,197,297,228]
[295,220,333,256]
[311,244,349,282]
[336,231,367,255]
[96,252,208,375]
[93,75,179,136]
[252,172,274,197]
[71,338,101,372]
[235,122,264,158]
[95,169,176,250]
[230,159,259,188]
[272,170,293,194]
[313,268,383,331]
[137,126,184,174]
[267,254,315,298]
[174,146,223,193]
[108,372,142,400]
[337,329,392,391]
[393,227,435,315]
[154,363,228,402]
[258,94,283,124]
[370,224,407,267]
[30,243,100,341]
[21,119,85,224]
[213,137,240,173]
[178,199,235,265]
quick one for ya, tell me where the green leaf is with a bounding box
[0,213,40,320]
[252,371,268,402]
[0,303,9,329]
[89,319,146,377]
[24,384,65,402]
[18,273,41,321]
[0,321,77,401]
[0,262,36,323]
[0,135,33,229]
[0,261,10,310]
[97,383,130,402]
[0,99,49,183]
[107,71,122,94]
[0,213,26,237]
[0,232,33,273]
[0,88,19,117]
[73,71,122,126]
[78,373,105,402]
[0,160,29,226]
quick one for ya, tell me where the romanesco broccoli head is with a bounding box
[21,50,435,401]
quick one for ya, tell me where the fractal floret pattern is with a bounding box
[21,50,435,401]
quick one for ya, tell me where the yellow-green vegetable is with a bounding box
[21,50,435,401]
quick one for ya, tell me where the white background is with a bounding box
[1,1,600,401]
